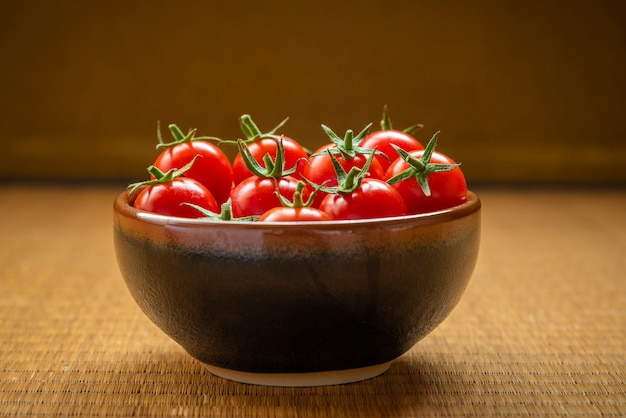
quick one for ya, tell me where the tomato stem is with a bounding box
[240,114,263,139]
[403,123,425,136]
[275,180,314,208]
[147,165,168,180]
[381,105,393,131]
[290,181,308,207]
[223,114,289,146]
[378,105,424,135]
[155,123,221,149]
[169,124,187,142]
[342,167,361,191]
[344,130,354,153]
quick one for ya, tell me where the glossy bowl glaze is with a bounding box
[113,191,481,386]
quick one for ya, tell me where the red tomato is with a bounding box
[361,130,424,172]
[303,144,386,184]
[385,149,467,214]
[153,140,233,206]
[232,137,308,185]
[230,175,307,218]
[301,144,385,207]
[258,207,331,222]
[319,178,407,220]
[133,177,219,218]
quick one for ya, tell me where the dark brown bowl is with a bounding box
[113,191,481,386]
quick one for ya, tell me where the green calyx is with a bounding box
[303,149,377,196]
[276,180,319,209]
[183,199,260,222]
[385,131,460,197]
[237,136,299,179]
[379,105,424,136]
[126,155,200,197]
[311,123,377,160]
[156,122,222,150]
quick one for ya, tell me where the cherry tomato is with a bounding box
[361,130,424,172]
[258,180,329,221]
[302,144,385,207]
[258,207,331,222]
[232,137,308,185]
[133,177,219,218]
[385,148,467,214]
[153,125,233,206]
[319,178,407,220]
[303,143,386,184]
[230,175,307,218]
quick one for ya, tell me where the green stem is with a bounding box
[276,180,319,208]
[155,123,212,150]
[240,114,263,139]
[406,154,426,170]
[342,167,361,191]
[378,105,424,135]
[147,165,167,180]
[289,181,307,208]
[403,123,424,136]
[235,114,289,145]
[343,129,354,153]
[169,124,186,141]
[381,105,392,130]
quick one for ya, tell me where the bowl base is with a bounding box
[203,361,393,387]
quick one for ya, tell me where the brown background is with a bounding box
[1,0,625,185]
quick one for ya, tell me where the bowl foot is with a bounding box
[203,361,393,387]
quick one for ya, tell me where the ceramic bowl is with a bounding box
[113,191,481,386]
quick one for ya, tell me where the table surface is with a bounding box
[1,184,624,417]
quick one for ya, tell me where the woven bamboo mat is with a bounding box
[0,184,624,417]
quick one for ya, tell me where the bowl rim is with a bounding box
[114,190,480,230]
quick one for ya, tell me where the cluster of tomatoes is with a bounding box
[127,108,467,222]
